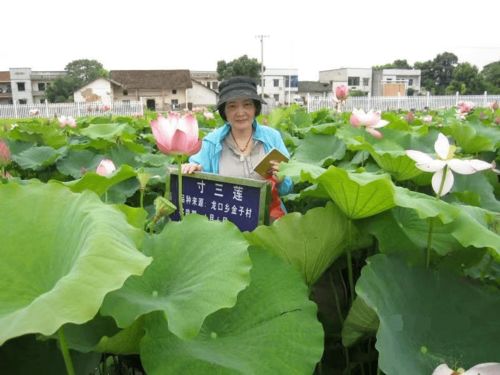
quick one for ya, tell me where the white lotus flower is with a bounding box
[406,133,492,197]
[433,362,500,375]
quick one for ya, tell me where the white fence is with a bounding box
[0,101,144,119]
[306,92,500,112]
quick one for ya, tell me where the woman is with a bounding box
[182,76,293,215]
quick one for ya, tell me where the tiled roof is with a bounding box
[110,70,192,89]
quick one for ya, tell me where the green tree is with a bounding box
[373,59,412,69]
[481,60,500,94]
[415,52,458,94]
[65,59,108,87]
[45,59,108,103]
[216,55,262,81]
[446,63,486,94]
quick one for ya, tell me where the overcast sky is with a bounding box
[2,0,499,80]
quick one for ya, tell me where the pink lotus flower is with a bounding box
[490,100,499,111]
[0,139,11,167]
[405,111,415,123]
[96,159,116,176]
[29,109,39,116]
[433,362,500,375]
[58,115,77,128]
[350,109,389,138]
[406,133,492,197]
[150,112,201,155]
[334,85,349,102]
[457,101,475,119]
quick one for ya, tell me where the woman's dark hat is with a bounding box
[216,76,266,111]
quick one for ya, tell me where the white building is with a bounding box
[372,69,421,96]
[319,68,372,95]
[260,68,299,105]
[8,68,66,104]
[191,71,219,91]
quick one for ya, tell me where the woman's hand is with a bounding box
[267,160,283,182]
[182,163,202,174]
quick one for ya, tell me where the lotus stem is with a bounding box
[57,327,75,375]
[139,188,144,209]
[177,156,184,220]
[346,220,355,303]
[426,166,448,268]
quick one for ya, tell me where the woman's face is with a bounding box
[225,99,256,131]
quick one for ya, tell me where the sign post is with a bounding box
[170,171,270,231]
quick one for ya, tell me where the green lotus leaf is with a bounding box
[56,148,102,178]
[394,186,460,223]
[245,202,349,286]
[80,123,137,141]
[448,122,496,153]
[0,335,101,375]
[95,316,146,355]
[12,145,66,170]
[294,133,346,165]
[316,166,396,219]
[342,297,379,347]
[0,181,151,345]
[368,207,465,257]
[357,254,500,375]
[61,164,137,196]
[140,248,324,375]
[279,160,326,184]
[101,214,252,340]
[452,172,500,212]
[371,152,423,181]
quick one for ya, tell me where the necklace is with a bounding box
[230,130,253,153]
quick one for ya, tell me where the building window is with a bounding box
[123,89,128,96]
[171,99,179,109]
[408,78,414,86]
[347,77,360,86]
[40,98,46,104]
[285,75,298,88]
[363,78,369,86]
[17,82,26,91]
[273,94,279,101]
[38,83,46,91]
[19,99,27,104]
[273,79,279,87]
[212,81,218,90]
[172,89,177,94]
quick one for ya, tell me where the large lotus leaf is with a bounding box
[293,133,346,165]
[245,202,349,286]
[95,316,146,355]
[341,297,379,347]
[100,214,252,340]
[370,151,423,181]
[394,186,460,223]
[356,254,500,375]
[367,207,465,257]
[448,122,496,153]
[79,122,137,141]
[279,160,326,184]
[0,182,151,345]
[452,172,500,212]
[56,149,103,178]
[61,164,137,196]
[316,166,396,219]
[12,145,66,170]
[140,248,324,375]
[395,187,500,255]
[0,335,101,375]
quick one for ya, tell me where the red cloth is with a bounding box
[266,176,286,221]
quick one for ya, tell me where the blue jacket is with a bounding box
[189,121,293,196]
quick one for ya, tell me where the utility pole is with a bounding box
[255,35,269,99]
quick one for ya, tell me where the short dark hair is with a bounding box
[219,99,262,121]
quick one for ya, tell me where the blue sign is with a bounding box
[170,171,270,231]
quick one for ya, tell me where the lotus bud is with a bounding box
[0,140,11,167]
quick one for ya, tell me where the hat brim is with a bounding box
[217,89,266,109]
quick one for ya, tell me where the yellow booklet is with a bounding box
[253,148,289,178]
